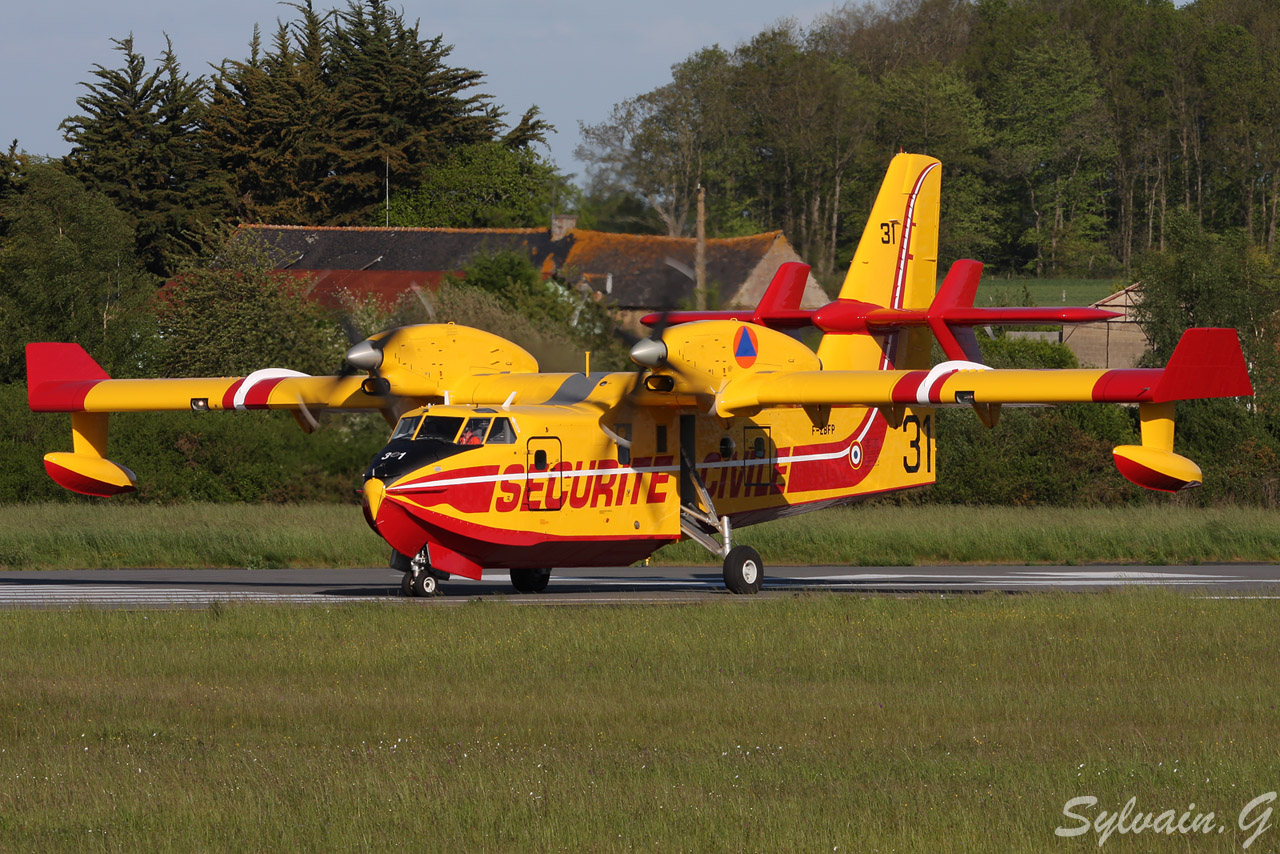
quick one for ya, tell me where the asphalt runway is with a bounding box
[0,564,1278,608]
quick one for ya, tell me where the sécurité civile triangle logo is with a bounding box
[734,326,758,369]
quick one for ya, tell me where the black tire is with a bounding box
[510,568,551,594]
[723,546,763,594]
[400,572,414,597]
[411,571,439,597]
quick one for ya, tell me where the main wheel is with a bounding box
[723,546,763,594]
[400,572,414,596]
[510,568,551,594]
[411,571,440,597]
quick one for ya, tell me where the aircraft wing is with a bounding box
[25,342,405,497]
[25,343,388,415]
[715,328,1252,415]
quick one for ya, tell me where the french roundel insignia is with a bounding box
[733,326,758,369]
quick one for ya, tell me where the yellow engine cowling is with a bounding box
[639,321,822,401]
[366,324,540,397]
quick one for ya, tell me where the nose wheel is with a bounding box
[402,569,448,597]
[409,571,440,597]
[394,548,448,597]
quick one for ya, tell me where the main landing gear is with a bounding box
[679,449,764,594]
[393,548,448,598]
[722,545,763,595]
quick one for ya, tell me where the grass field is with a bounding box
[1,502,1276,571]
[975,277,1123,308]
[1,593,1278,850]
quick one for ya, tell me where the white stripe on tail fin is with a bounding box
[818,153,941,371]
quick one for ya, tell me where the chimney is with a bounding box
[551,214,578,241]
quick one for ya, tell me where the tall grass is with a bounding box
[0,502,1275,570]
[1,593,1278,850]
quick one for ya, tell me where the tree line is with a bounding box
[579,0,1280,281]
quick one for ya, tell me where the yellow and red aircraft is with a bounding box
[26,154,1254,596]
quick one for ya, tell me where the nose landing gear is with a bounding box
[392,548,449,598]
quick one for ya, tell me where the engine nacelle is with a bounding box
[355,325,540,398]
[635,320,821,398]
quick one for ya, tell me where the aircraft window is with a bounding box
[486,417,516,444]
[391,416,422,440]
[752,437,767,459]
[720,437,735,459]
[415,416,465,442]
[533,449,549,471]
[459,418,491,446]
[656,425,668,453]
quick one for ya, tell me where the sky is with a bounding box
[2,0,836,178]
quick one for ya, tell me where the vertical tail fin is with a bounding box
[818,153,941,371]
[750,262,813,327]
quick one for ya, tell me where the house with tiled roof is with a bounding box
[244,222,829,327]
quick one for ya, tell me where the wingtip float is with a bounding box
[25,152,1254,595]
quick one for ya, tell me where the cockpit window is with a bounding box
[415,416,465,442]
[390,415,421,440]
[486,417,516,444]
[459,418,491,446]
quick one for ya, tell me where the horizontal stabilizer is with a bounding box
[643,259,1120,366]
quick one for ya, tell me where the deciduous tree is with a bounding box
[0,162,154,382]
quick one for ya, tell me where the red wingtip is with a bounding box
[25,343,110,412]
[1153,328,1253,402]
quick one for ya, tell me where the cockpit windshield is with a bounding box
[486,417,516,444]
[415,416,465,442]
[390,416,421,440]
[391,414,513,444]
[458,418,491,445]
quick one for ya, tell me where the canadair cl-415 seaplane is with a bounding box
[26,154,1253,596]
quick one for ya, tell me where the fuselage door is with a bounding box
[525,437,564,511]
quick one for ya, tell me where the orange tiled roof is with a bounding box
[243,224,790,309]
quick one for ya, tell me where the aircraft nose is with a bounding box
[363,477,386,522]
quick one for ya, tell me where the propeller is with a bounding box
[334,312,413,425]
[345,333,397,395]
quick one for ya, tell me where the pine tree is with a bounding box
[320,0,504,224]
[61,36,216,276]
